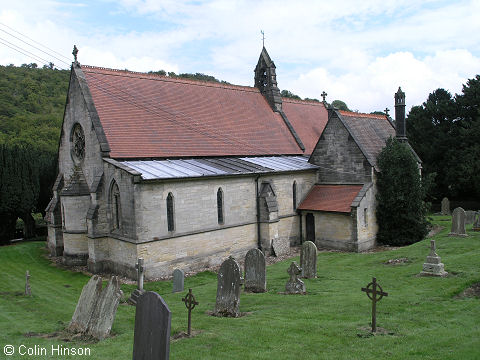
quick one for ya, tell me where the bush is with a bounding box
[376,137,429,246]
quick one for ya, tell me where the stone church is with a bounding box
[46,47,416,279]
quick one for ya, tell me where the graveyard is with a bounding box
[0,214,479,359]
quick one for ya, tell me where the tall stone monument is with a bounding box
[129,258,145,305]
[244,248,266,293]
[449,207,467,237]
[440,197,450,215]
[420,239,448,277]
[300,241,317,279]
[214,256,241,317]
[132,291,171,360]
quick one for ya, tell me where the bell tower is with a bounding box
[254,47,282,112]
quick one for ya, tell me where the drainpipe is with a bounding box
[298,211,303,245]
[255,176,261,249]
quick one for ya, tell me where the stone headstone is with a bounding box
[172,269,185,293]
[420,239,448,277]
[25,270,31,296]
[87,276,123,340]
[133,291,171,360]
[272,237,289,257]
[440,197,450,215]
[244,248,266,293]
[465,210,476,225]
[68,275,123,340]
[449,207,467,237]
[129,258,145,305]
[285,262,305,294]
[473,212,480,232]
[300,241,317,279]
[214,256,241,317]
[68,275,103,333]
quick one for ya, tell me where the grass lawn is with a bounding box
[0,215,479,359]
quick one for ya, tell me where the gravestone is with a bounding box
[25,270,31,296]
[68,275,103,333]
[473,212,480,232]
[68,275,123,340]
[420,239,448,277]
[244,248,266,293]
[440,197,450,215]
[285,262,305,294]
[272,237,290,257]
[361,277,388,333]
[133,291,171,360]
[172,269,185,293]
[87,276,123,340]
[449,207,467,237]
[128,258,145,305]
[300,241,317,279]
[465,210,476,225]
[214,256,241,317]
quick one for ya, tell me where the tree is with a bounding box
[331,100,350,111]
[376,137,429,246]
[280,90,301,100]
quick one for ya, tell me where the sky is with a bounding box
[0,0,479,113]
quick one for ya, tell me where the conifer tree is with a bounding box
[376,137,429,246]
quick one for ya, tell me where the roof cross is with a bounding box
[260,30,265,47]
[72,45,78,62]
[321,91,328,102]
[384,107,390,116]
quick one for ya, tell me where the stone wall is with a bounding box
[302,211,354,250]
[354,184,378,251]
[310,115,371,183]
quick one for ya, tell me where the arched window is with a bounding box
[293,181,297,210]
[111,181,121,230]
[217,188,224,224]
[166,192,175,232]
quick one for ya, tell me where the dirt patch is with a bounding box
[384,257,410,265]
[23,331,101,343]
[357,326,395,337]
[206,310,252,318]
[171,330,202,341]
[455,282,480,299]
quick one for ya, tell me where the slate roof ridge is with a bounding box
[81,65,257,93]
[338,110,387,120]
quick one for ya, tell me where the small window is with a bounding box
[364,208,368,227]
[167,192,175,232]
[111,181,121,230]
[293,181,297,210]
[217,188,224,224]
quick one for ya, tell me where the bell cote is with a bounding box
[254,47,282,112]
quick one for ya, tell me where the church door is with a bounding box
[306,213,315,242]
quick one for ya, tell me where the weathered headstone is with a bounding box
[172,268,185,293]
[285,262,305,294]
[244,248,266,293]
[68,275,103,333]
[87,276,123,340]
[449,207,468,237]
[473,212,480,232]
[465,210,476,225]
[68,275,123,340]
[133,291,171,360]
[182,288,199,336]
[300,241,317,279]
[25,270,31,296]
[272,237,290,257]
[440,197,450,215]
[361,277,388,333]
[128,258,145,305]
[420,239,448,277]
[214,256,241,317]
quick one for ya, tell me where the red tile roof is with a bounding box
[81,66,303,159]
[282,98,328,155]
[297,185,363,213]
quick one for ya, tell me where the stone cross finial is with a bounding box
[135,258,145,291]
[261,30,265,47]
[429,239,437,256]
[384,107,390,116]
[25,270,31,296]
[72,45,78,62]
[321,91,328,102]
